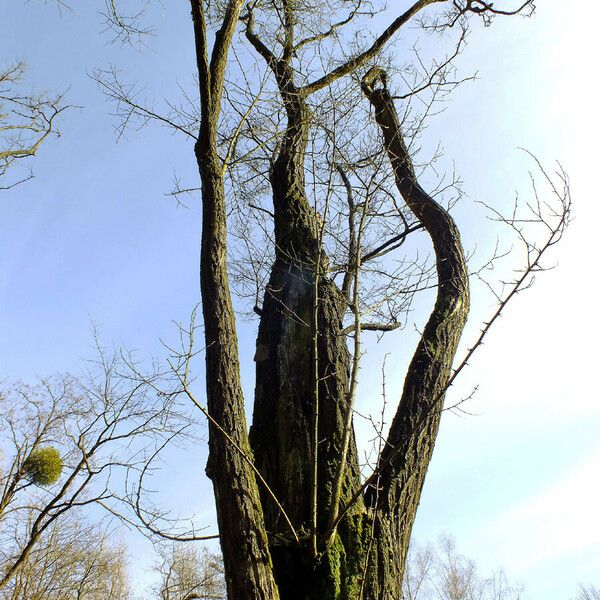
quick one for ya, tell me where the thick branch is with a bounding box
[303,0,445,95]
[341,322,401,335]
[190,1,212,117]
[209,2,247,103]
[361,68,469,513]
[243,9,279,72]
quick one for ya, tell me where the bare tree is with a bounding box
[0,346,187,593]
[96,1,570,598]
[154,544,225,600]
[1,514,130,600]
[403,536,524,600]
[575,586,600,600]
[0,62,65,190]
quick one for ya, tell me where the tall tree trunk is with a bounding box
[249,64,471,600]
[190,2,280,597]
[240,3,474,593]
[197,142,279,600]
[250,82,368,598]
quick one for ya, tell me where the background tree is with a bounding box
[154,544,225,600]
[575,586,600,600]
[0,346,187,594]
[1,514,130,600]
[403,536,524,600]
[0,61,65,190]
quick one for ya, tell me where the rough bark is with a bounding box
[359,68,470,597]
[190,1,280,598]
[246,30,367,595]
[249,63,472,596]
[197,144,279,600]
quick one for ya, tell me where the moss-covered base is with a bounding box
[268,511,385,600]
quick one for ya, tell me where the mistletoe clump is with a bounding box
[23,447,63,486]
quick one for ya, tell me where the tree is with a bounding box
[1,514,130,600]
[0,62,65,190]
[575,586,600,600]
[403,536,523,600]
[0,348,186,593]
[154,544,225,600]
[98,1,570,598]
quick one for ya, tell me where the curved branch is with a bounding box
[361,67,469,512]
[302,0,445,95]
[242,8,279,71]
[294,2,367,53]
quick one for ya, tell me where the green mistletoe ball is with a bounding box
[23,447,63,486]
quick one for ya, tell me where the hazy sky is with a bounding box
[1,1,599,597]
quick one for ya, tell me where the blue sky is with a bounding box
[2,1,599,597]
